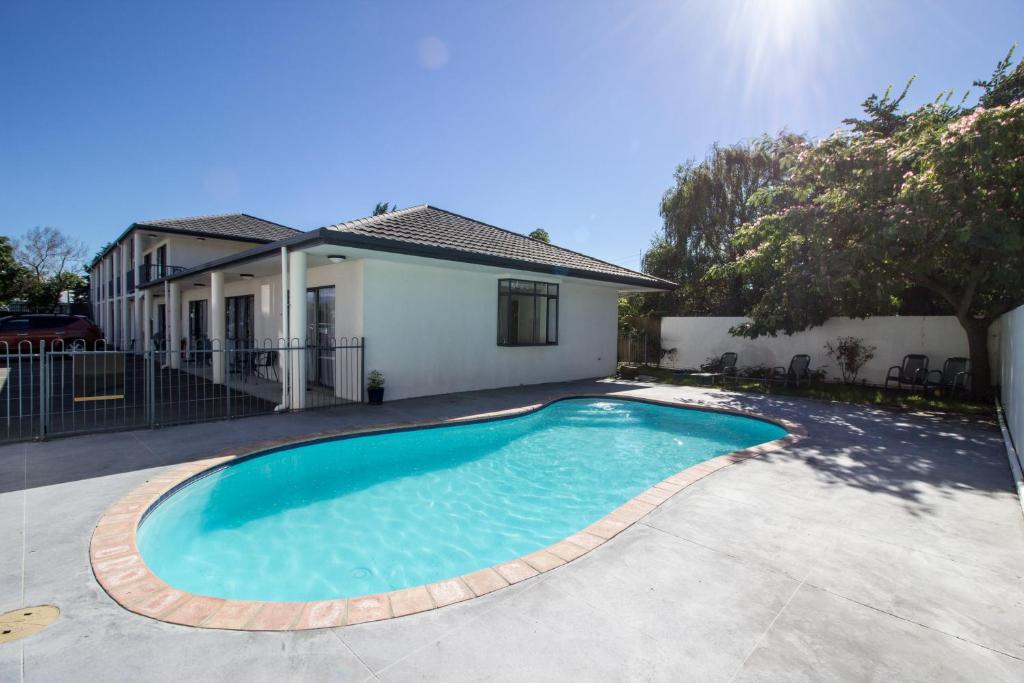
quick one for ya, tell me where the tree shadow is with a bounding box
[675,388,1012,517]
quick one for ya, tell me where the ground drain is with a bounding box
[0,606,59,644]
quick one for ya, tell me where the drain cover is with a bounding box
[0,606,59,644]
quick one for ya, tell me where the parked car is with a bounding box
[0,314,103,351]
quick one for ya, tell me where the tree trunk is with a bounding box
[958,317,993,401]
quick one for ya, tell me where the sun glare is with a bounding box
[710,0,855,119]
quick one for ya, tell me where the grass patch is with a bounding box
[629,366,993,417]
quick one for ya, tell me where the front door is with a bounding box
[306,286,336,387]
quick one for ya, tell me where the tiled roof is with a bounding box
[326,205,674,289]
[135,213,300,243]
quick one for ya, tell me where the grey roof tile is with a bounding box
[326,205,673,289]
[135,213,300,243]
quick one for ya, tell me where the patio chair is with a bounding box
[699,352,738,385]
[189,336,212,366]
[924,357,971,398]
[884,354,929,391]
[701,352,737,374]
[766,354,812,388]
[253,350,279,382]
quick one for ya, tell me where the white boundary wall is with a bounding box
[660,316,969,386]
[998,304,1024,449]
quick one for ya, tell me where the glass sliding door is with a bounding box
[306,286,336,388]
[225,295,254,350]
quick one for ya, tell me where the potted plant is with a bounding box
[367,369,385,404]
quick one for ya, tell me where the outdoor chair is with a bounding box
[189,337,213,366]
[701,352,737,374]
[884,354,929,391]
[766,354,812,388]
[925,357,971,398]
[699,352,738,385]
[253,350,279,382]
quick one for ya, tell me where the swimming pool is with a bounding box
[136,398,787,602]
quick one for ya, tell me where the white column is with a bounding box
[111,249,121,348]
[288,250,307,410]
[210,270,225,384]
[133,233,143,351]
[120,243,129,348]
[101,257,110,337]
[168,281,181,370]
[142,290,152,352]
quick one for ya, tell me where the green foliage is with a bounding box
[974,45,1024,108]
[372,202,397,216]
[4,227,88,312]
[527,228,550,243]
[0,237,28,307]
[721,51,1024,398]
[640,133,806,317]
[367,369,385,388]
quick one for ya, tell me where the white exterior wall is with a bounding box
[660,316,969,386]
[998,304,1024,450]
[361,258,618,401]
[148,235,258,269]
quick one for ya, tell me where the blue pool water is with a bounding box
[137,398,786,601]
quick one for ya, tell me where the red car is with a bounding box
[0,314,104,352]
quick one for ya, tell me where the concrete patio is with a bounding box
[1,379,1022,682]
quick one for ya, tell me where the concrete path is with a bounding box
[0,380,1022,681]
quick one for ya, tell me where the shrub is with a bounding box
[824,337,876,384]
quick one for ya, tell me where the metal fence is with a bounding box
[0,337,364,443]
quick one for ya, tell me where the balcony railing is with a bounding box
[138,264,186,285]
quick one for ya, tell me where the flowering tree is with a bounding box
[719,51,1024,398]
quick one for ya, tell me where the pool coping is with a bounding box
[89,394,807,631]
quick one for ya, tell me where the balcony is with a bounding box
[126,270,135,292]
[138,263,186,286]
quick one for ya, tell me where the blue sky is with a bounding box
[1,0,1021,271]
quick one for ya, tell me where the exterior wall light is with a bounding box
[328,255,346,263]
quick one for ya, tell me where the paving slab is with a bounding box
[734,583,1024,683]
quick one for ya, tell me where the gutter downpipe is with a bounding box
[275,246,290,412]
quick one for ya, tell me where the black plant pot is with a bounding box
[367,386,384,405]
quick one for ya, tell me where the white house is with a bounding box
[88,205,674,404]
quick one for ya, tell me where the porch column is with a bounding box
[168,281,181,369]
[111,249,121,348]
[287,250,307,410]
[142,290,152,351]
[133,234,143,351]
[210,270,226,384]
[120,243,129,348]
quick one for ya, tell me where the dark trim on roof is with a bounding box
[139,229,676,291]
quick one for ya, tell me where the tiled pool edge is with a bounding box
[89,395,807,631]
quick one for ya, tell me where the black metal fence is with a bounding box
[0,337,364,443]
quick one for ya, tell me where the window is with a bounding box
[0,318,29,332]
[497,279,558,346]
